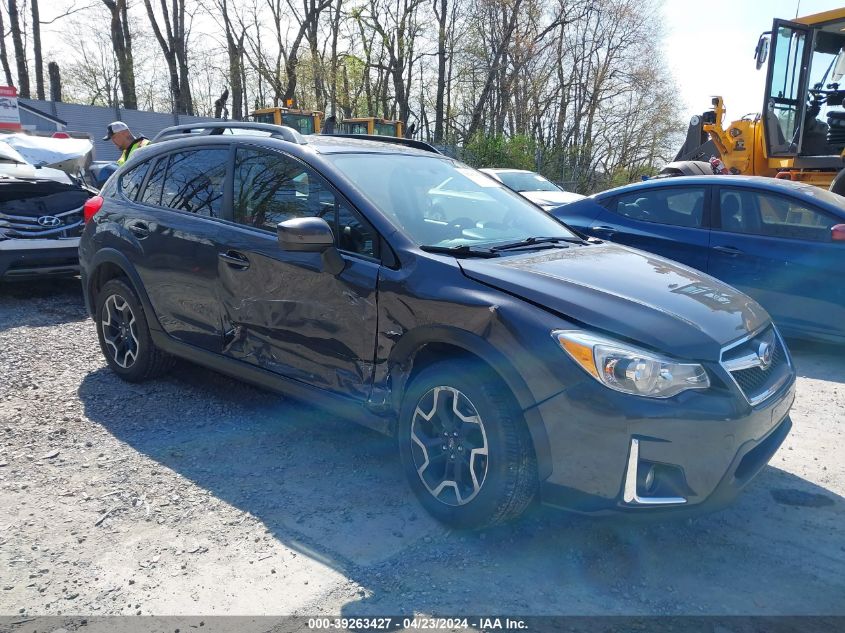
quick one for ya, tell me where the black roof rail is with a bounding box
[319,133,442,154]
[153,122,308,144]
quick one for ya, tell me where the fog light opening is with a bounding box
[623,438,688,507]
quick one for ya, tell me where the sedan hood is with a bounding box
[521,190,585,207]
[460,242,769,361]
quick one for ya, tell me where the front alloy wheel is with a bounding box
[101,293,140,369]
[399,361,537,529]
[410,386,489,506]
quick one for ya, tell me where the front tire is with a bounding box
[95,278,172,382]
[398,360,537,529]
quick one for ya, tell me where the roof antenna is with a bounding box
[795,0,800,18]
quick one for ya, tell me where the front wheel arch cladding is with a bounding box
[386,327,553,481]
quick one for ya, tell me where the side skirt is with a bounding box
[150,330,393,436]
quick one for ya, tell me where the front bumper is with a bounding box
[535,372,796,517]
[0,237,80,280]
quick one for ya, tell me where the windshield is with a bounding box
[327,154,577,249]
[496,170,561,192]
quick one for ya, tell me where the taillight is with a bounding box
[83,195,104,223]
[832,224,845,242]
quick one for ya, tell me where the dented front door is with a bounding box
[213,144,379,400]
[215,225,379,399]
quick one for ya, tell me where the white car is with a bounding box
[479,168,584,210]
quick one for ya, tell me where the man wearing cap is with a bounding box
[104,121,150,166]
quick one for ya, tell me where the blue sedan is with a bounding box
[552,175,845,343]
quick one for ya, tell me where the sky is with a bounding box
[662,0,845,124]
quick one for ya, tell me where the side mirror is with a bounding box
[277,216,346,275]
[277,216,334,252]
[755,33,770,70]
[832,224,845,242]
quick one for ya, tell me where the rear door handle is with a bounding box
[713,245,742,256]
[218,250,250,270]
[127,221,150,238]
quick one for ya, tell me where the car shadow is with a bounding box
[0,277,87,332]
[784,338,845,383]
[77,361,845,616]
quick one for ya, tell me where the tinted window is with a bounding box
[119,161,149,201]
[233,147,376,257]
[613,188,706,228]
[720,188,838,242]
[139,157,167,207]
[157,149,228,217]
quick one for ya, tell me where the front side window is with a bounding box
[233,146,376,257]
[326,154,577,248]
[719,188,838,242]
[613,188,706,228]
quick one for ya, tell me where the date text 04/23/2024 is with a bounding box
[306,617,529,630]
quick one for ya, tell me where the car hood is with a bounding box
[459,242,769,361]
[520,190,585,207]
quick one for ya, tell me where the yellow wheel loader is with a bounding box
[672,8,845,194]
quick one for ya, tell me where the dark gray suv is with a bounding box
[79,123,796,528]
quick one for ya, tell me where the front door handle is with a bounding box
[127,221,150,238]
[591,225,617,236]
[218,250,250,270]
[713,245,742,256]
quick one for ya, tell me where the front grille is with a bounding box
[0,206,84,239]
[731,340,784,394]
[721,326,791,405]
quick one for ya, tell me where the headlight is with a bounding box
[553,330,710,398]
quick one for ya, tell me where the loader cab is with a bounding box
[759,10,845,164]
[339,117,404,137]
[251,108,322,135]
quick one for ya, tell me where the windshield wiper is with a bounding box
[420,244,499,258]
[491,236,585,252]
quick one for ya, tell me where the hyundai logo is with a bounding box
[37,215,62,228]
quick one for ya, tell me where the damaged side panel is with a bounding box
[215,227,379,401]
[369,257,576,417]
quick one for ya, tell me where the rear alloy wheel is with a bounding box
[95,278,173,382]
[101,294,140,369]
[399,361,537,529]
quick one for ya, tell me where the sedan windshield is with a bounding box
[327,154,577,249]
[496,171,561,193]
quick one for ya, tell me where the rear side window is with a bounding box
[720,188,838,242]
[119,161,149,201]
[232,146,376,258]
[139,148,228,217]
[613,188,706,228]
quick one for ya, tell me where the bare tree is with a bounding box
[31,0,45,99]
[0,8,13,86]
[143,0,194,114]
[102,0,137,109]
[8,0,29,98]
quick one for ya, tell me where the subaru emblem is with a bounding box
[757,341,773,369]
[37,215,62,228]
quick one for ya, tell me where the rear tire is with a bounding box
[95,278,173,382]
[398,360,537,529]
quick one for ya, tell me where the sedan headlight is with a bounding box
[553,330,710,398]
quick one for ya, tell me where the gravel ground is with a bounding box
[0,278,843,618]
